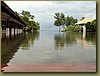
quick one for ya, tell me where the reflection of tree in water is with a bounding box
[1,32,40,70]
[65,32,80,45]
[21,31,40,50]
[85,32,96,45]
[79,32,96,47]
[1,33,25,69]
[54,32,96,50]
[54,32,79,50]
[54,33,65,50]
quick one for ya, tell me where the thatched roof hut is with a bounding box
[75,18,93,25]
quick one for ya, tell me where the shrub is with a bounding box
[63,25,82,32]
[86,22,96,32]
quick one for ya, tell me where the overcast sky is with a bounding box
[4,1,96,30]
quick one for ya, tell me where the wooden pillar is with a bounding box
[4,21,6,30]
[16,23,18,36]
[18,24,19,34]
[9,21,12,38]
[18,24,20,34]
[4,21,6,37]
[13,22,16,37]
[6,19,9,37]
[2,20,6,38]
[9,27,12,38]
[19,24,21,33]
[14,27,15,36]
[4,20,7,37]
[7,19,9,29]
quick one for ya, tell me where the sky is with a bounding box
[4,1,96,31]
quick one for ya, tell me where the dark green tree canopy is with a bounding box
[20,10,40,31]
[86,19,96,32]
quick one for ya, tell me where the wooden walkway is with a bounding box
[1,64,96,72]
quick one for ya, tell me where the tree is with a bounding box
[65,16,70,27]
[65,16,77,27]
[21,15,29,23]
[60,13,66,29]
[92,19,96,26]
[21,10,40,31]
[21,10,31,17]
[54,12,62,32]
[33,22,40,30]
[86,19,96,32]
[54,12,78,31]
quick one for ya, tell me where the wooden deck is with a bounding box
[1,64,96,72]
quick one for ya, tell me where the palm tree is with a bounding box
[54,12,66,31]
[60,13,66,29]
[54,12,62,32]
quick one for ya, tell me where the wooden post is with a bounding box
[6,19,9,37]
[13,22,16,37]
[4,21,6,37]
[17,23,19,36]
[18,24,19,34]
[9,27,11,38]
[7,19,9,28]
[9,21,12,38]
[1,20,6,38]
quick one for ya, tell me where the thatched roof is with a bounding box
[75,18,93,25]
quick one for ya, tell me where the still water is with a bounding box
[1,31,96,72]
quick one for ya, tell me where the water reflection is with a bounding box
[79,32,96,47]
[85,32,96,45]
[54,32,96,50]
[1,31,96,72]
[1,33,25,68]
[1,31,39,69]
[21,32,39,50]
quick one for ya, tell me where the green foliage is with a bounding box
[33,22,40,30]
[63,25,82,32]
[86,19,96,32]
[65,16,77,27]
[54,12,62,27]
[54,12,78,31]
[21,10,31,17]
[21,10,40,31]
[54,12,66,31]
[54,19,61,27]
[21,16,29,23]
[92,19,96,26]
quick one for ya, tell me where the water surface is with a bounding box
[1,31,96,72]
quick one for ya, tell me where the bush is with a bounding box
[86,22,96,32]
[63,25,82,32]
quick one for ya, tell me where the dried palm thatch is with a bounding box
[75,18,93,25]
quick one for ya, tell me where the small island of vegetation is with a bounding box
[54,12,96,32]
